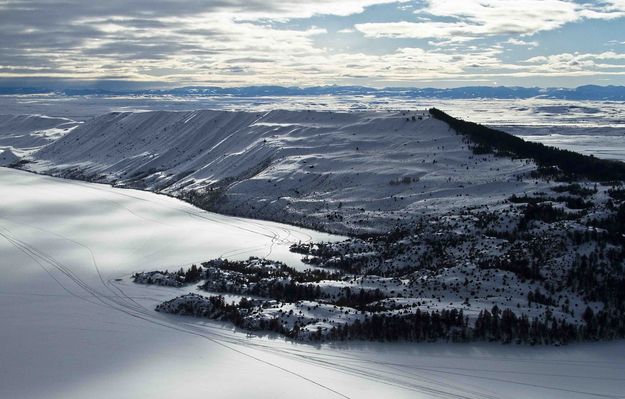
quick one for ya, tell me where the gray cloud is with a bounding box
[0,0,624,86]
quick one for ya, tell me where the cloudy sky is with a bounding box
[1,0,625,88]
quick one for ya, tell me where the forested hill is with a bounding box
[429,108,625,181]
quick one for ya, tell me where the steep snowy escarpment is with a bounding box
[27,109,542,234]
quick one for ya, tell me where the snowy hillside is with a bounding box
[0,114,78,157]
[26,109,541,234]
[8,108,625,345]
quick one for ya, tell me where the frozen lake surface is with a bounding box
[1,167,625,399]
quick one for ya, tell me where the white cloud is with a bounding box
[523,51,625,74]
[236,0,407,19]
[356,0,625,43]
[355,21,478,40]
[422,0,580,35]
[0,0,624,86]
[506,38,539,47]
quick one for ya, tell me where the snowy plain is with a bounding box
[1,167,625,399]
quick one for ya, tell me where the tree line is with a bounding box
[429,108,625,181]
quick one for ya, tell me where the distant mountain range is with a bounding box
[1,84,625,100]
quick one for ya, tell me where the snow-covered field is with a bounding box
[2,167,625,399]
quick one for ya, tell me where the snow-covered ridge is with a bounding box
[25,109,541,234]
